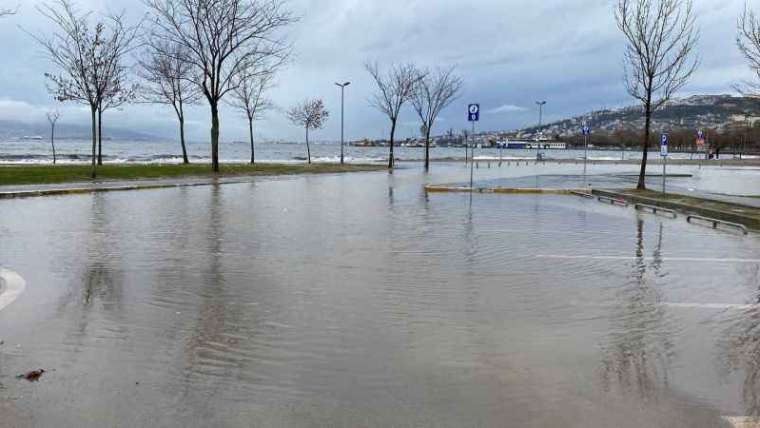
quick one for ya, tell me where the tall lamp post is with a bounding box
[335,81,351,164]
[535,101,546,161]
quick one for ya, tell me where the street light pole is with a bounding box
[335,81,351,165]
[535,101,546,161]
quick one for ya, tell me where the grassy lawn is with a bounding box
[610,188,760,230]
[0,163,385,186]
[629,189,760,215]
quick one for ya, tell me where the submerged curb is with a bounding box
[0,180,236,200]
[0,268,26,312]
[425,185,585,195]
[0,167,386,200]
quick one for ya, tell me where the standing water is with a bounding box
[0,163,758,427]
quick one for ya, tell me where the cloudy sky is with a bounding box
[0,0,754,142]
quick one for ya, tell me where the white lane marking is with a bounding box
[536,255,760,264]
[723,416,760,428]
[0,268,26,312]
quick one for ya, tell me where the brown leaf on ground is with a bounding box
[17,369,45,382]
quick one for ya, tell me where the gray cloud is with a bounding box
[0,0,755,143]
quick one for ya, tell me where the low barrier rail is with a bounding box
[634,204,678,219]
[686,215,749,235]
[569,191,594,199]
[598,196,630,207]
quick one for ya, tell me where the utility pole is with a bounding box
[535,101,546,161]
[582,123,590,185]
[335,81,351,165]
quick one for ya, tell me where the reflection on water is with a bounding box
[720,263,760,416]
[0,164,758,427]
[600,220,675,399]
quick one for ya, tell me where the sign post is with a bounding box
[660,133,669,193]
[695,129,705,160]
[468,104,480,190]
[582,124,591,185]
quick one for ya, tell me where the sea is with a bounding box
[0,138,751,164]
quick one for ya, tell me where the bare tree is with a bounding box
[286,98,329,164]
[411,66,463,171]
[98,59,139,165]
[145,0,295,172]
[616,0,699,190]
[366,62,422,169]
[33,0,139,178]
[46,110,61,165]
[33,0,99,177]
[229,65,275,164]
[139,41,200,164]
[737,3,760,97]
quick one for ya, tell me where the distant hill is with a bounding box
[0,119,159,141]
[519,95,760,138]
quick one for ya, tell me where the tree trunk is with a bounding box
[424,127,431,172]
[50,123,57,165]
[637,101,652,190]
[178,116,189,164]
[388,119,397,169]
[305,127,311,164]
[90,105,97,179]
[178,103,189,164]
[97,105,103,166]
[248,117,255,164]
[210,102,220,172]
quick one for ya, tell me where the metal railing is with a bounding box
[570,191,594,199]
[634,204,677,219]
[597,196,630,207]
[686,215,749,235]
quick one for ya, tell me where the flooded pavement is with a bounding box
[0,163,759,427]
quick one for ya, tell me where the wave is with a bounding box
[292,155,387,163]
[472,155,534,161]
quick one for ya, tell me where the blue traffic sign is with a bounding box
[660,133,669,157]
[468,104,480,122]
[582,125,591,135]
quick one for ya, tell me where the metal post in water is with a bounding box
[660,133,669,193]
[535,101,546,161]
[464,138,468,166]
[583,134,588,185]
[470,122,475,190]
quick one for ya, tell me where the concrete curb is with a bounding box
[0,268,26,312]
[592,189,760,231]
[425,185,584,195]
[0,167,388,200]
[0,178,266,200]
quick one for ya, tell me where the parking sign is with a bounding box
[660,134,669,157]
[468,104,480,122]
